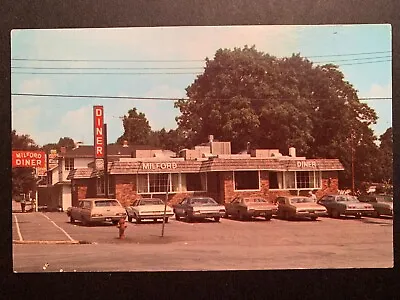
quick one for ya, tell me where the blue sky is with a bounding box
[11,25,392,147]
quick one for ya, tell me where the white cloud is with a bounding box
[362,82,392,98]
[11,104,41,138]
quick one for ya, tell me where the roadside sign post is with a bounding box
[161,173,170,237]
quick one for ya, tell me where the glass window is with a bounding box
[234,171,260,190]
[284,172,296,189]
[65,158,74,171]
[137,173,207,194]
[270,171,321,190]
[97,177,105,195]
[137,174,148,193]
[269,172,283,189]
[149,173,168,193]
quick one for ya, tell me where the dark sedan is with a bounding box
[173,197,226,222]
[317,194,374,218]
[224,196,277,221]
[358,194,393,217]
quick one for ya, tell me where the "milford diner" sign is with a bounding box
[296,161,317,168]
[142,162,178,170]
[12,151,46,168]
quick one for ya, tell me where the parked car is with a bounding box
[275,196,327,221]
[67,198,127,226]
[173,197,225,222]
[358,194,393,217]
[317,194,374,218]
[125,198,174,223]
[224,196,277,221]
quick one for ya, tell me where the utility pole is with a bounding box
[161,173,170,237]
[351,129,355,195]
[104,123,109,198]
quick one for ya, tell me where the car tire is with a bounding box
[284,211,290,220]
[310,216,318,221]
[185,213,192,223]
[372,211,380,218]
[134,213,141,224]
[224,211,229,218]
[214,216,220,222]
[112,220,119,225]
[332,210,340,218]
[175,214,181,221]
[128,216,132,222]
[355,214,362,219]
[165,217,169,223]
[70,216,75,223]
[239,211,246,221]
[264,215,272,221]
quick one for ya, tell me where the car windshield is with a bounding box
[289,197,313,204]
[95,200,120,207]
[336,196,359,202]
[140,199,164,205]
[189,198,216,205]
[377,195,393,202]
[244,198,266,203]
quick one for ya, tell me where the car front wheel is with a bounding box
[70,216,75,223]
[214,217,220,222]
[128,216,132,222]
[310,216,318,221]
[264,215,272,221]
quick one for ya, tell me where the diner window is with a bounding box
[149,173,169,193]
[234,171,260,190]
[269,171,321,190]
[96,176,115,196]
[136,173,207,194]
[65,158,74,171]
[97,177,105,195]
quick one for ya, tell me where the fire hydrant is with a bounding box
[117,218,127,239]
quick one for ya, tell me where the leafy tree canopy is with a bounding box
[116,108,152,145]
[175,46,379,188]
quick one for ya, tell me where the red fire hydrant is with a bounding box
[117,218,127,239]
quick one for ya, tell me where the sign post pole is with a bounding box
[161,173,170,237]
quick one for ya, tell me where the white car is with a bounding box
[67,198,127,226]
[126,198,174,223]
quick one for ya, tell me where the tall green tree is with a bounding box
[116,108,151,145]
[377,127,393,184]
[175,46,379,188]
[148,128,187,153]
[42,137,75,153]
[11,130,39,196]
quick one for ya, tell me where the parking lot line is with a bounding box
[13,214,23,241]
[41,213,76,242]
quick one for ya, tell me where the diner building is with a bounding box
[67,136,344,208]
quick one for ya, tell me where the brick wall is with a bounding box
[221,171,271,203]
[77,186,88,200]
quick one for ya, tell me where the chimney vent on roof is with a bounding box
[123,140,128,147]
[289,147,296,157]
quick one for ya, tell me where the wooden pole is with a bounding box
[161,173,170,237]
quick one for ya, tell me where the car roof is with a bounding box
[80,198,119,201]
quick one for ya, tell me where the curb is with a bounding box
[13,240,93,245]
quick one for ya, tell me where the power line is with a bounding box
[10,55,391,71]
[11,72,202,75]
[11,93,391,101]
[11,50,391,63]
[11,66,204,70]
[11,60,391,75]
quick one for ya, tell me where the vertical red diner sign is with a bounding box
[93,106,104,158]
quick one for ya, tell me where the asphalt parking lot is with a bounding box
[12,211,393,272]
